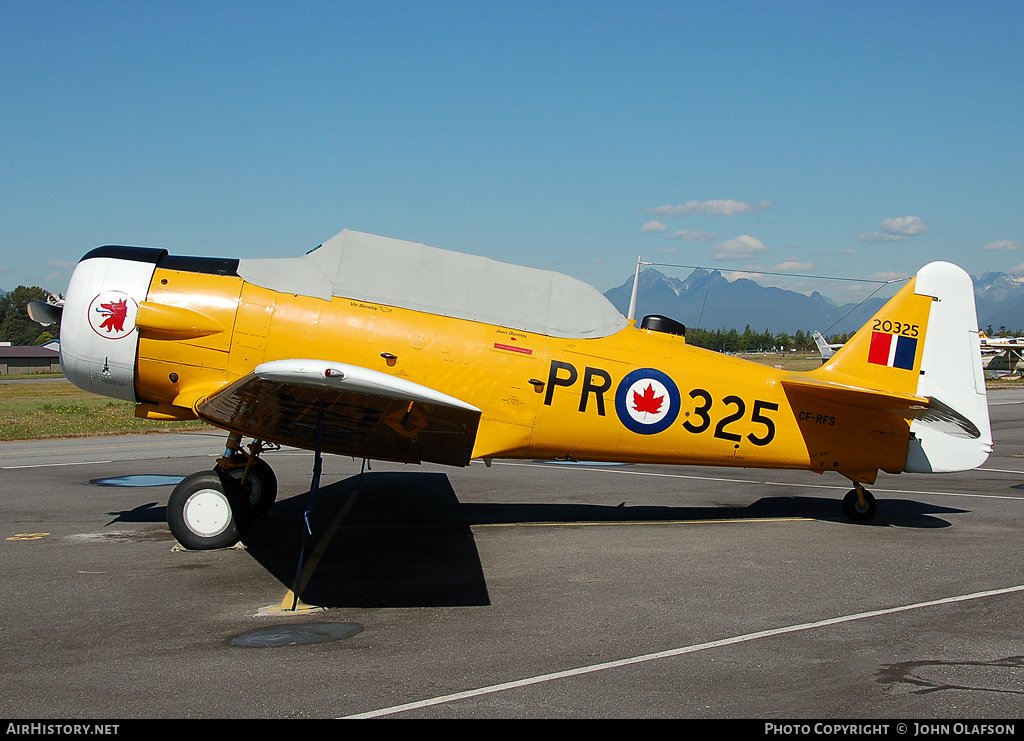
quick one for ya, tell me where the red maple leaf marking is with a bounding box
[632,383,664,415]
[98,299,128,333]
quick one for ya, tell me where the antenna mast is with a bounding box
[627,256,643,323]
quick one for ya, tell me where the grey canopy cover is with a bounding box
[236,229,628,339]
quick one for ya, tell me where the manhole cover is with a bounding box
[230,622,363,647]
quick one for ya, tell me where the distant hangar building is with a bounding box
[0,344,61,375]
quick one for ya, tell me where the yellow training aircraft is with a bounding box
[34,229,992,550]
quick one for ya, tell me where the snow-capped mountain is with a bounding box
[603,268,1024,337]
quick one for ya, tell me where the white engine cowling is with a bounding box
[59,248,163,402]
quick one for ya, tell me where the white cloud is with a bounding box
[722,270,757,282]
[718,258,815,291]
[982,240,1020,251]
[881,216,928,236]
[712,235,770,260]
[46,260,76,269]
[640,220,666,233]
[644,200,774,218]
[866,271,909,282]
[855,215,928,242]
[668,229,717,242]
[773,257,815,272]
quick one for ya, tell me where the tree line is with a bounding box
[984,325,1024,337]
[0,286,60,346]
[685,325,854,354]
[687,324,1024,353]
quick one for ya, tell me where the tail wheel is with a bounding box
[842,488,877,521]
[168,470,251,550]
[221,456,278,519]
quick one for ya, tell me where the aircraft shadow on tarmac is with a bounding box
[96,470,969,609]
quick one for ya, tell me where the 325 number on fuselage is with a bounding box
[682,390,778,446]
[543,359,779,446]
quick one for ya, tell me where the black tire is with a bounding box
[221,456,278,519]
[167,470,251,550]
[842,488,877,521]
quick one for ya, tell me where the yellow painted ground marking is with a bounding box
[7,532,50,541]
[475,517,812,528]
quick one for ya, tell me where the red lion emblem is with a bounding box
[97,298,129,333]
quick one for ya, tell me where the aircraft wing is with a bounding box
[780,376,981,440]
[196,359,482,466]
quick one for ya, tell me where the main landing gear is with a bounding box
[166,434,279,550]
[842,482,877,521]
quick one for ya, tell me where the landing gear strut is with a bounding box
[166,433,278,550]
[215,435,279,518]
[842,482,876,521]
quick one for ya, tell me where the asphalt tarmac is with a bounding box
[2,391,1024,719]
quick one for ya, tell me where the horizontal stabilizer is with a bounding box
[780,376,980,439]
[781,375,927,412]
[901,396,981,440]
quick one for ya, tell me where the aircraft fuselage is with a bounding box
[116,258,909,482]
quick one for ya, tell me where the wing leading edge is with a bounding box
[196,359,482,467]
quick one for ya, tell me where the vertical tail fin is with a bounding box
[813,330,836,361]
[815,262,991,473]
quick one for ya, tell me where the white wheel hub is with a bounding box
[183,488,232,537]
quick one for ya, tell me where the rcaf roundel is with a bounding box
[615,368,681,435]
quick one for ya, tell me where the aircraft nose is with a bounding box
[60,247,164,401]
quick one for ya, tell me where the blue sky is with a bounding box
[3,1,1022,304]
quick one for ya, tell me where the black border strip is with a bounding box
[79,245,240,277]
[80,245,168,263]
[158,254,240,276]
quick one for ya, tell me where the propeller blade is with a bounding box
[27,300,64,327]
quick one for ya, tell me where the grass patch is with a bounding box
[1,372,66,380]
[737,352,824,372]
[0,380,205,441]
